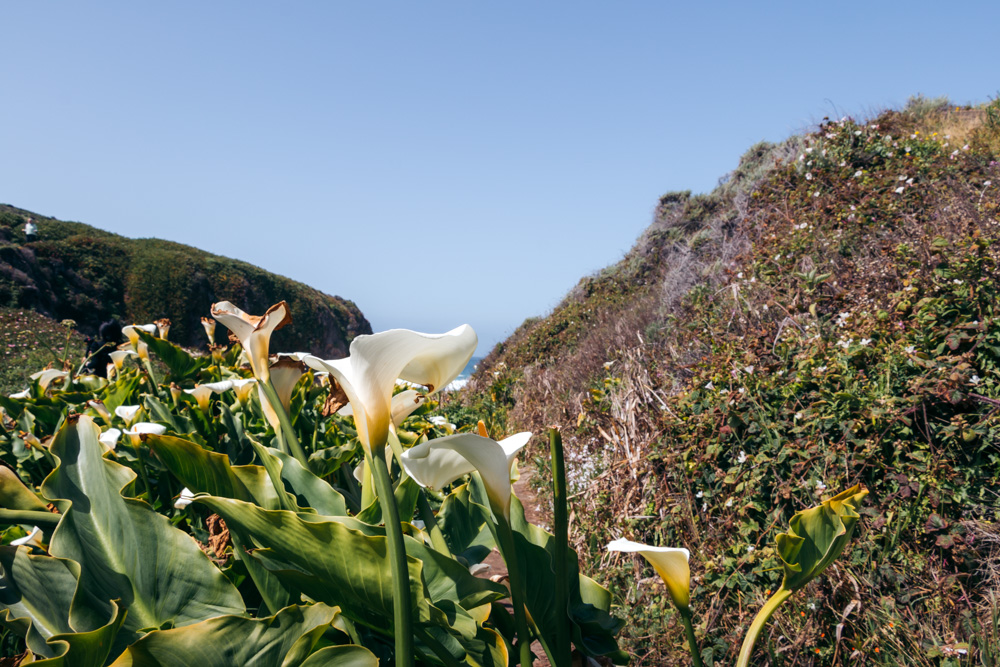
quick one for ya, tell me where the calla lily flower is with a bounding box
[109,349,138,372]
[124,422,167,447]
[231,378,257,405]
[184,380,234,412]
[174,487,196,510]
[9,389,30,400]
[258,356,305,430]
[30,368,68,391]
[10,526,44,550]
[154,318,171,340]
[87,400,112,423]
[99,428,122,451]
[303,325,477,454]
[400,432,531,519]
[114,405,142,426]
[607,538,691,611]
[201,317,217,345]
[210,301,291,382]
[136,340,150,362]
[122,324,157,349]
[338,389,428,429]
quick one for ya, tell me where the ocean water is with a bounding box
[446,356,483,391]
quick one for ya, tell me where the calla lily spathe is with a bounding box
[337,389,428,429]
[210,301,292,382]
[174,487,196,509]
[258,356,305,430]
[231,378,257,405]
[154,318,171,340]
[303,325,477,454]
[30,368,68,391]
[87,400,112,423]
[184,380,234,411]
[201,317,217,345]
[114,405,142,426]
[11,526,44,550]
[607,538,691,610]
[109,350,138,372]
[400,431,531,519]
[122,324,157,349]
[124,422,167,447]
[99,428,122,451]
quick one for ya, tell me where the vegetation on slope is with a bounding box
[462,96,1000,664]
[0,205,370,357]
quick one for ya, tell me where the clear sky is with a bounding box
[2,2,998,354]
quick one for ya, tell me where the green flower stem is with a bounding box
[736,586,794,667]
[0,509,61,528]
[360,454,376,511]
[416,490,452,557]
[369,452,415,667]
[495,515,535,667]
[678,606,704,667]
[131,439,154,500]
[549,428,571,667]
[259,379,310,468]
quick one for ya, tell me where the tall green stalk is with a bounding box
[678,607,704,667]
[495,515,535,667]
[258,379,310,468]
[549,429,571,667]
[736,586,793,667]
[369,453,415,667]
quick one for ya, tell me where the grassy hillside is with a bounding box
[0,204,370,357]
[463,97,1000,664]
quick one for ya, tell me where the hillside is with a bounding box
[463,97,1000,664]
[0,204,370,356]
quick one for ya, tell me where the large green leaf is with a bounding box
[195,496,506,664]
[435,483,494,564]
[0,467,49,511]
[0,547,124,666]
[109,603,345,667]
[40,417,245,648]
[99,375,143,417]
[297,645,379,667]
[134,331,210,382]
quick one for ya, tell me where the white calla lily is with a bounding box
[337,389,428,429]
[201,317,217,345]
[400,432,531,519]
[99,428,122,451]
[258,356,305,430]
[109,349,138,371]
[30,368,68,391]
[154,318,171,340]
[210,301,292,382]
[122,324,157,350]
[88,400,112,423]
[11,526,44,549]
[174,487,196,510]
[231,378,257,405]
[124,422,167,447]
[114,405,142,426]
[607,538,691,610]
[184,380,234,411]
[303,325,477,454]
[136,340,150,362]
[9,389,30,400]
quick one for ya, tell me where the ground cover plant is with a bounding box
[465,98,1000,665]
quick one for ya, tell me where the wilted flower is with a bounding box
[201,317,217,345]
[154,318,171,340]
[259,356,305,430]
[211,302,292,383]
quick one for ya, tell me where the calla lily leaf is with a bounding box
[775,484,868,591]
[134,330,210,382]
[0,467,49,512]
[40,417,245,651]
[303,325,476,454]
[606,538,691,610]
[108,603,348,667]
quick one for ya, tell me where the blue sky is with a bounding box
[2,2,998,353]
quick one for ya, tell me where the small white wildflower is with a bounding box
[898,175,907,181]
[737,450,747,463]
[905,345,915,354]
[816,365,827,372]
[970,375,981,385]
[777,370,784,376]
[809,603,816,610]
[775,254,782,261]
[813,191,820,197]
[737,271,743,279]
[744,366,754,374]
[795,412,803,420]
[696,490,704,499]
[725,498,733,507]
[747,545,755,553]
[953,279,964,285]
[806,172,813,180]
[854,130,862,136]
[738,387,746,394]
[816,480,827,491]
[854,170,863,177]
[985,180,993,187]
[895,186,905,194]
[860,338,871,346]
[962,144,969,151]
[906,178,914,185]
[701,502,708,512]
